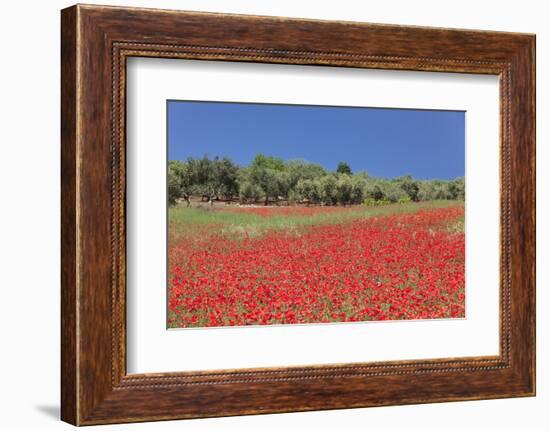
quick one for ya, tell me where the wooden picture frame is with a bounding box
[61,4,535,425]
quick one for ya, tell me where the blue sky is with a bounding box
[167,100,464,180]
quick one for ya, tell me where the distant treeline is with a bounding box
[168,154,465,206]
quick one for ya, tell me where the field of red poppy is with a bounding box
[168,201,465,328]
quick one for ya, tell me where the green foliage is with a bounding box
[167,162,183,206]
[291,178,317,204]
[168,156,239,205]
[350,175,368,204]
[319,174,338,205]
[250,153,285,171]
[168,154,465,207]
[450,177,465,200]
[335,175,354,205]
[212,156,240,199]
[245,156,284,205]
[336,161,352,175]
[238,180,263,202]
[381,182,409,203]
[286,159,326,188]
[396,175,420,202]
[365,183,385,201]
[417,177,464,201]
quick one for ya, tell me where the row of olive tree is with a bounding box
[168,156,239,205]
[168,154,464,206]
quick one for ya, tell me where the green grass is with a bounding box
[169,200,462,239]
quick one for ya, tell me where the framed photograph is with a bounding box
[61,4,535,425]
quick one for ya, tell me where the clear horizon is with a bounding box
[168,100,465,180]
